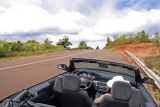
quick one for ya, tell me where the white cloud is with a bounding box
[0,4,85,34]
[41,0,87,13]
[0,0,160,48]
[90,8,160,35]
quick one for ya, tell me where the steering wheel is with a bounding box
[76,71,93,90]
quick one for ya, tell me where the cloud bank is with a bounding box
[0,0,160,48]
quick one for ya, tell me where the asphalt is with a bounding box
[0,50,128,100]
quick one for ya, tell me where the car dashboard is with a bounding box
[74,69,137,92]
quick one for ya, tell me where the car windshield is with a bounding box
[74,61,135,77]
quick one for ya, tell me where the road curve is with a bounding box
[0,50,128,100]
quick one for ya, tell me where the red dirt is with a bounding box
[114,43,160,57]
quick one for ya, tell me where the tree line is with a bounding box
[0,38,60,58]
[0,35,92,58]
[104,30,160,48]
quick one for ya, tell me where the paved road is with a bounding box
[0,50,128,100]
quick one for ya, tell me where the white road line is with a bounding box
[0,50,94,71]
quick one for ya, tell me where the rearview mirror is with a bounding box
[142,77,155,84]
[57,64,68,71]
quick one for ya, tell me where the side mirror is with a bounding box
[57,64,68,71]
[142,77,155,84]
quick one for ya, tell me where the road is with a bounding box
[0,50,128,100]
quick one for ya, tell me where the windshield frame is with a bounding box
[69,58,142,81]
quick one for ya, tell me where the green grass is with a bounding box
[0,47,65,61]
[142,56,160,76]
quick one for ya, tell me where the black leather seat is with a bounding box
[28,100,56,107]
[53,74,93,107]
[99,81,142,107]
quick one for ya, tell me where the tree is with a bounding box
[136,30,149,43]
[105,37,112,48]
[96,46,99,50]
[78,41,87,49]
[44,38,52,45]
[43,38,53,49]
[56,36,72,48]
[107,37,111,45]
[78,41,92,49]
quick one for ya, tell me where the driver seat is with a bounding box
[53,74,93,107]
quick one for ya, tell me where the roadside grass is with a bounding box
[142,56,160,76]
[0,47,65,61]
[155,91,160,106]
[103,47,115,51]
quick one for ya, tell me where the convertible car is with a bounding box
[0,58,158,107]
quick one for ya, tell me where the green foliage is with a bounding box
[105,37,111,48]
[135,30,150,43]
[78,41,93,49]
[22,40,41,52]
[56,35,72,48]
[78,41,87,48]
[0,38,64,58]
[107,37,111,44]
[104,30,151,48]
[43,38,53,49]
[0,41,8,57]
[9,41,23,52]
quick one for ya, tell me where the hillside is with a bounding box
[113,43,160,76]
[114,43,160,57]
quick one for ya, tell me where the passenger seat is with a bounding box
[99,81,142,107]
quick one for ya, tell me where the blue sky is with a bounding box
[116,0,160,9]
[0,0,160,48]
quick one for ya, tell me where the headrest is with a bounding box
[107,75,129,88]
[111,81,132,101]
[53,76,63,93]
[62,74,80,92]
[129,88,142,107]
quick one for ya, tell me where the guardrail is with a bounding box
[125,50,160,90]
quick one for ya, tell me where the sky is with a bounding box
[0,0,160,48]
